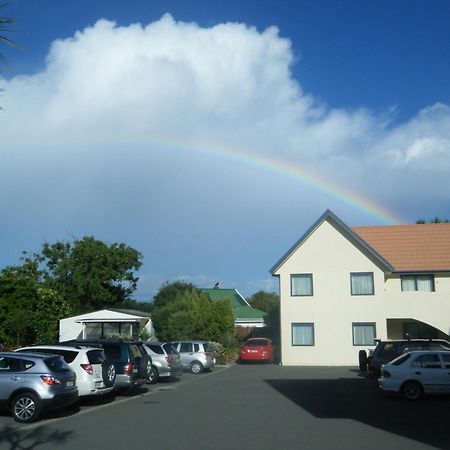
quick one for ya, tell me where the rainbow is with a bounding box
[135,136,402,225]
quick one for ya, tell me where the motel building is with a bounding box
[271,210,450,366]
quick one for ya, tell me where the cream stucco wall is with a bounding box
[274,219,450,366]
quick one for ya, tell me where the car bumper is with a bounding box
[240,353,272,361]
[42,389,79,411]
[378,378,402,393]
[159,365,184,378]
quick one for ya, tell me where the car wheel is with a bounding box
[401,380,423,401]
[148,366,159,384]
[11,392,43,423]
[102,362,116,387]
[358,350,368,372]
[190,361,204,374]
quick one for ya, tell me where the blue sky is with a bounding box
[1,0,450,300]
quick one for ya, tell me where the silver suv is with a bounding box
[171,341,215,374]
[143,342,183,384]
[16,345,116,397]
[0,351,78,423]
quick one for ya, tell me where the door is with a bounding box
[440,353,450,393]
[410,353,446,393]
[178,343,194,367]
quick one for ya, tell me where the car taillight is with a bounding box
[165,355,173,364]
[80,363,94,375]
[124,362,133,376]
[41,375,61,385]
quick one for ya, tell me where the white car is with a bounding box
[15,345,116,397]
[379,350,450,400]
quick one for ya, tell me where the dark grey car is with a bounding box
[367,339,450,375]
[0,351,78,423]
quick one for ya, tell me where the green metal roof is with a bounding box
[201,288,267,320]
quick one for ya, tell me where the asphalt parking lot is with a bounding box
[0,364,449,450]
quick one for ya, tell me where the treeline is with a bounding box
[0,236,279,350]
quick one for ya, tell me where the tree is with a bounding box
[152,282,234,342]
[416,217,449,224]
[248,290,279,313]
[33,236,143,313]
[0,262,40,347]
[0,4,16,64]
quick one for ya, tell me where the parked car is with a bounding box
[59,339,151,390]
[15,345,116,397]
[143,342,183,384]
[239,338,274,363]
[365,339,450,375]
[171,341,215,374]
[379,350,450,400]
[0,351,78,423]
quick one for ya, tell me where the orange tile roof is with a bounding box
[352,223,450,272]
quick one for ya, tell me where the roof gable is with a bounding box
[270,209,394,274]
[201,288,267,320]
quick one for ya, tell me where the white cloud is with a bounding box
[1,15,450,295]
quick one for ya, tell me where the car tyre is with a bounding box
[11,392,43,423]
[190,361,204,374]
[401,380,423,401]
[148,366,159,384]
[102,361,116,387]
[358,350,368,371]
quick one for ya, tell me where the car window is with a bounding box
[203,343,213,352]
[378,343,401,359]
[0,357,33,372]
[44,356,71,372]
[130,344,143,359]
[411,354,442,369]
[102,344,122,360]
[179,343,192,353]
[35,349,78,364]
[162,343,177,355]
[441,354,450,369]
[148,345,164,355]
[391,353,411,365]
[194,344,200,352]
[246,339,270,347]
[87,350,106,364]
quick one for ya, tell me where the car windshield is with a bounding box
[148,344,164,355]
[391,353,411,366]
[246,339,270,347]
[87,349,106,364]
[203,343,213,353]
[45,356,71,372]
[163,343,178,355]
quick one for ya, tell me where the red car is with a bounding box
[239,338,274,363]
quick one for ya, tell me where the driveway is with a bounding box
[0,364,448,450]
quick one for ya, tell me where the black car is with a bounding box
[59,339,151,391]
[365,339,450,375]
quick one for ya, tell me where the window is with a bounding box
[352,323,376,346]
[411,354,442,369]
[179,343,193,353]
[350,272,374,295]
[291,274,313,296]
[292,323,314,346]
[401,275,434,292]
